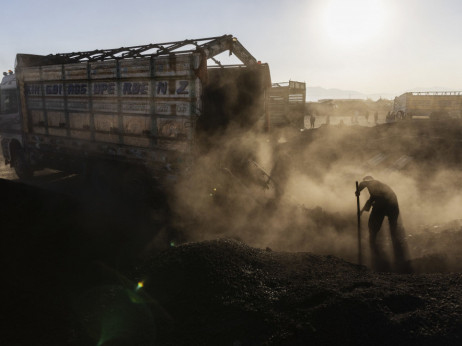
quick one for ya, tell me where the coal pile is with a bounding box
[137,239,462,345]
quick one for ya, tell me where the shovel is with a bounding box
[355,181,362,265]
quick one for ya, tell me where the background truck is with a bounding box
[266,81,306,130]
[392,91,462,120]
[0,35,271,185]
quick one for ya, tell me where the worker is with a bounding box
[356,176,412,273]
[309,113,316,128]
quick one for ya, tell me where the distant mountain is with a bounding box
[306,86,398,102]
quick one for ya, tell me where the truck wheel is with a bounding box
[12,148,33,180]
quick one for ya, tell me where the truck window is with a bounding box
[0,89,18,113]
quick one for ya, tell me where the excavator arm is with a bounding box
[197,35,258,66]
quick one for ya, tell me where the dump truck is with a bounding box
[0,35,271,186]
[392,91,462,120]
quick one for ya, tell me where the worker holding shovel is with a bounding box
[355,176,412,273]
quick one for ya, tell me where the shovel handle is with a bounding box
[356,181,362,265]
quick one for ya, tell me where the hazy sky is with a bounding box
[1,0,461,96]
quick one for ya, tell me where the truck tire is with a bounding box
[12,148,33,180]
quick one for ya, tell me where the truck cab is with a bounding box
[0,70,20,127]
[0,70,24,170]
[0,71,18,112]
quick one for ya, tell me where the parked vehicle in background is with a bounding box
[392,91,462,120]
[266,81,306,130]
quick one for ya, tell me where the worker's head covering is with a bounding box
[363,176,374,182]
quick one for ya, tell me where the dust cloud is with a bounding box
[169,117,462,268]
[170,125,361,263]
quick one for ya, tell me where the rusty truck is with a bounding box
[0,35,272,189]
[266,81,306,130]
[392,91,462,120]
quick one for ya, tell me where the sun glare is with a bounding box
[322,0,387,45]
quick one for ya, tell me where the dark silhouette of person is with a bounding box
[309,114,316,128]
[356,176,412,273]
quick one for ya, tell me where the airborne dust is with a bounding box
[1,69,461,272]
[169,110,462,271]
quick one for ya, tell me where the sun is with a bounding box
[322,0,387,45]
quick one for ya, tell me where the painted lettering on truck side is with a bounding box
[46,84,63,95]
[67,84,87,95]
[25,84,41,95]
[157,82,168,95]
[26,81,190,97]
[93,83,115,95]
[176,81,189,95]
[156,81,190,96]
[26,83,89,96]
[123,82,148,95]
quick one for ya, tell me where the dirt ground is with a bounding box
[1,119,462,345]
